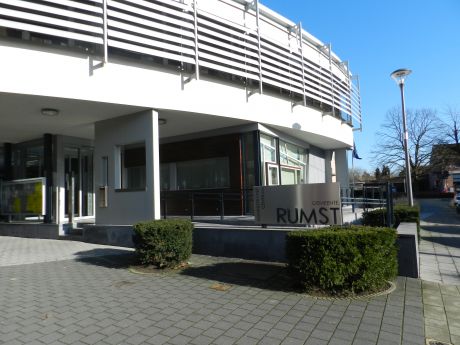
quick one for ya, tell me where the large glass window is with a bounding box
[119,143,146,190]
[10,140,44,179]
[260,133,278,186]
[279,140,307,185]
[0,146,4,179]
[175,157,230,190]
[160,164,170,191]
[259,133,307,186]
[260,134,277,163]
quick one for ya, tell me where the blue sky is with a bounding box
[261,0,460,173]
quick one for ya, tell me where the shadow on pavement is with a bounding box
[74,249,137,268]
[180,262,295,292]
[421,226,460,235]
[421,236,460,249]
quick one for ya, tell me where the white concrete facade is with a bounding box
[95,111,160,225]
[0,0,361,226]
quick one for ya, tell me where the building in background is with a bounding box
[429,144,460,192]
[0,0,361,236]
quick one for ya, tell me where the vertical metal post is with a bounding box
[275,137,281,185]
[298,23,306,107]
[192,0,200,80]
[400,82,414,206]
[254,130,262,187]
[327,43,335,117]
[353,75,363,131]
[220,193,224,221]
[102,0,108,64]
[43,134,53,224]
[68,174,75,227]
[386,182,392,227]
[3,143,12,181]
[351,148,355,213]
[254,0,263,94]
[345,61,352,123]
[190,193,194,221]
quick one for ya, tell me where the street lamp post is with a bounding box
[391,68,414,206]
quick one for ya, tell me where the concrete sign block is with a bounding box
[254,183,342,225]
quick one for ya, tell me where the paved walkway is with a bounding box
[0,236,425,345]
[0,237,133,267]
[419,224,460,285]
[419,198,460,345]
[4,198,460,345]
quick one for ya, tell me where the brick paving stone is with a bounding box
[213,335,238,345]
[146,334,170,345]
[235,335,259,345]
[167,334,192,345]
[0,237,438,345]
[305,337,328,345]
[328,338,352,345]
[280,337,305,345]
[258,336,283,345]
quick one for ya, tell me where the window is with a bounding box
[160,164,170,191]
[118,143,146,190]
[260,134,277,163]
[176,157,229,190]
[260,133,278,186]
[100,156,108,186]
[279,140,307,185]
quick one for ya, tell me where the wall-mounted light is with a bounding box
[158,118,167,125]
[41,108,59,117]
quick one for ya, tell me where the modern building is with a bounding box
[0,0,362,236]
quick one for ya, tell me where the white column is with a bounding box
[149,110,161,219]
[325,150,333,183]
[55,135,66,234]
[335,148,349,189]
[94,110,160,225]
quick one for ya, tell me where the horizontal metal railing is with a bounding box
[161,190,244,221]
[0,0,362,127]
[160,189,384,221]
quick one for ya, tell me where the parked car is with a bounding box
[455,195,460,206]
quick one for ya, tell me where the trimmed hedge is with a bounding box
[132,219,193,268]
[286,226,397,294]
[362,205,420,236]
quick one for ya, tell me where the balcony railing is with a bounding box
[0,0,362,128]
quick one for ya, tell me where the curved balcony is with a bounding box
[0,0,361,128]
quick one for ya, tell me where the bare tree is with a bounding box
[371,107,441,181]
[442,105,460,144]
[349,167,373,183]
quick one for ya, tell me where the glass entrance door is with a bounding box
[80,148,93,217]
[64,147,80,218]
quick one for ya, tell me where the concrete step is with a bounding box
[58,234,83,242]
[59,227,83,241]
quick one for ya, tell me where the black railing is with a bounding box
[161,190,246,220]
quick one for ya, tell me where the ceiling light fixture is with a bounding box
[41,108,59,117]
[158,118,167,125]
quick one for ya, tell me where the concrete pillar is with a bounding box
[43,133,53,223]
[335,148,349,189]
[324,150,334,183]
[94,110,160,225]
[55,135,66,233]
[150,110,161,220]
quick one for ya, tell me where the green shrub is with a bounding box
[286,226,397,294]
[132,219,193,268]
[362,205,420,228]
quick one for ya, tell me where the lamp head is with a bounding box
[390,68,412,85]
[41,108,59,117]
